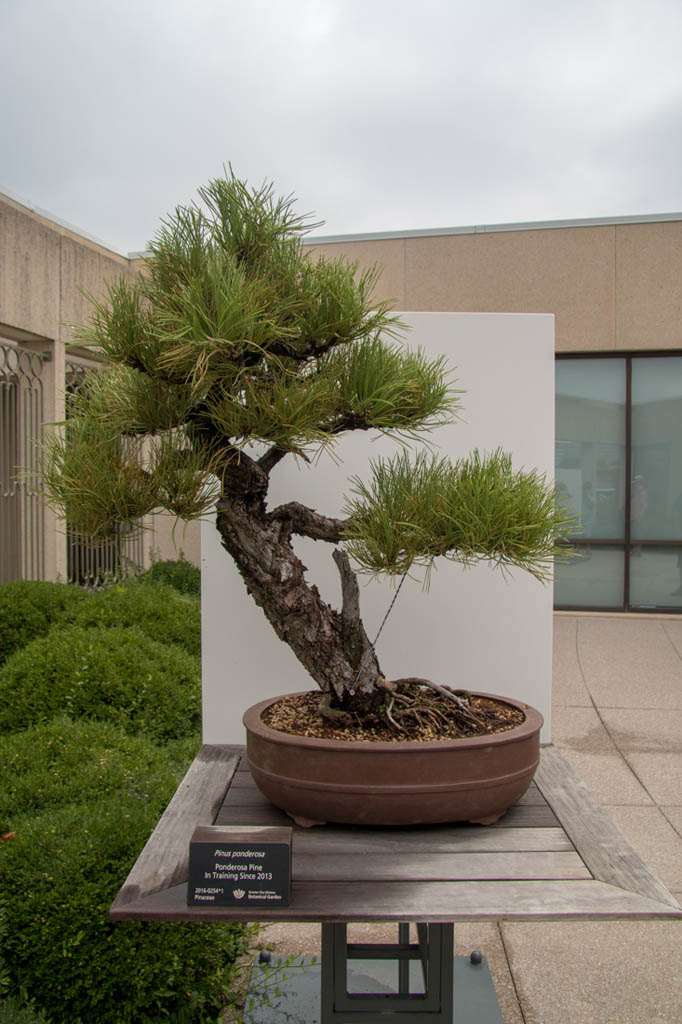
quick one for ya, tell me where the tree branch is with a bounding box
[332,548,361,629]
[269,502,348,542]
[326,412,374,436]
[219,446,269,500]
[266,334,343,364]
[331,547,374,689]
[233,334,344,371]
[258,445,289,475]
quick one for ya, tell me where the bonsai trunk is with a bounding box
[214,463,382,710]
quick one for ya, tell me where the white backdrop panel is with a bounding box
[201,312,555,743]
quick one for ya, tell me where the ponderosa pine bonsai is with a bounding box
[43,171,568,735]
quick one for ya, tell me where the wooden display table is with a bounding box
[110,744,681,1021]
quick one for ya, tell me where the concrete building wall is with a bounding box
[0,192,131,342]
[0,190,200,578]
[306,217,682,354]
[615,222,682,350]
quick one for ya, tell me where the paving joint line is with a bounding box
[497,921,528,1024]
[660,619,682,665]
[573,616,659,807]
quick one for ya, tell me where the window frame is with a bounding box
[555,350,682,614]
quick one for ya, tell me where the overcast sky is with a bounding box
[2,0,681,255]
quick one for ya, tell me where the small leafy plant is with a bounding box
[134,553,201,596]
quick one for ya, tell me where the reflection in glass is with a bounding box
[555,360,626,539]
[631,358,682,540]
[554,547,624,608]
[629,547,682,609]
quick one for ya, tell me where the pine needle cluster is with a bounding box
[343,450,572,581]
[46,170,456,536]
[42,169,571,581]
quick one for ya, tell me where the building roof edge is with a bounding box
[304,211,682,245]
[0,184,130,258]
[3,183,680,255]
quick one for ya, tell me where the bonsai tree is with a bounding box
[43,171,568,734]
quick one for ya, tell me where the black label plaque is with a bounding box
[187,825,292,907]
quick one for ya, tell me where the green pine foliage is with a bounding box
[343,449,571,580]
[61,581,201,656]
[41,170,455,540]
[0,625,200,740]
[41,418,161,539]
[41,169,568,581]
[0,581,86,666]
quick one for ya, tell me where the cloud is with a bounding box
[1,0,680,253]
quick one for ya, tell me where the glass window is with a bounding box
[554,546,625,608]
[555,359,626,540]
[631,357,682,541]
[629,546,682,609]
[555,354,682,612]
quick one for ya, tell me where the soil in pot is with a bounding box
[263,690,525,742]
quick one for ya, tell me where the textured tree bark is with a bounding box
[214,462,382,705]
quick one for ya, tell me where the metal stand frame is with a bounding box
[321,922,454,1023]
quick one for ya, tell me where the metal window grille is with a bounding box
[65,359,144,587]
[0,342,46,584]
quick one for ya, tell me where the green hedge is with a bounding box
[0,574,251,1023]
[0,626,201,740]
[60,582,201,658]
[0,997,48,1024]
[1,795,247,1023]
[134,556,201,598]
[0,717,199,834]
[0,581,86,666]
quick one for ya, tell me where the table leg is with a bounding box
[320,922,455,1023]
[244,926,503,1023]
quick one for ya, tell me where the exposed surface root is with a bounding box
[318,691,353,725]
[263,684,525,742]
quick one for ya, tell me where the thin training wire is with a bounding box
[351,571,408,691]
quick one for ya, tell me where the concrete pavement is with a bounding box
[257,614,682,1023]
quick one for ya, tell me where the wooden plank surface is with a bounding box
[535,745,681,910]
[219,786,560,828]
[109,743,682,923]
[111,745,239,908]
[110,878,680,923]
[289,826,574,855]
[292,851,591,881]
[215,804,298,827]
[216,803,562,828]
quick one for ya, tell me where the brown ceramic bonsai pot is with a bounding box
[243,691,543,827]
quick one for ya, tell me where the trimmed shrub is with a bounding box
[0,797,248,1023]
[0,998,48,1024]
[135,556,201,598]
[60,581,201,657]
[0,717,200,833]
[0,581,86,665]
[0,626,200,740]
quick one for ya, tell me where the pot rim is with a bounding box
[243,690,543,753]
